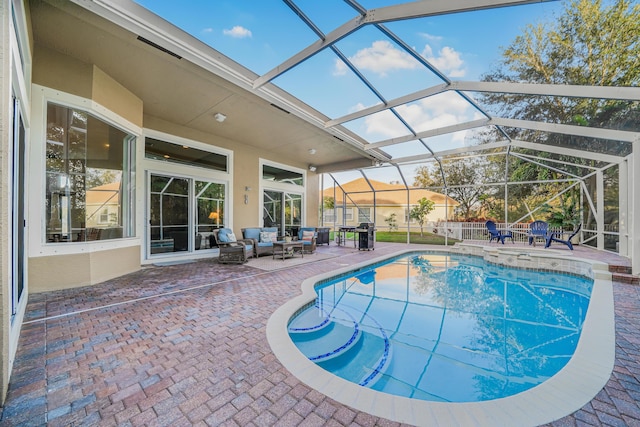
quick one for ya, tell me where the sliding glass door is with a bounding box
[149,175,190,254]
[263,190,302,236]
[148,173,225,256]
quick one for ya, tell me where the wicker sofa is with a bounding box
[212,228,254,264]
[241,227,281,257]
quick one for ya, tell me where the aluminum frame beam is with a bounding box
[365,119,492,150]
[390,140,510,164]
[511,140,623,164]
[450,81,640,100]
[255,0,557,88]
[364,117,637,159]
[327,81,640,127]
[492,117,639,143]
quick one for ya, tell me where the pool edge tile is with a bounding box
[267,247,616,427]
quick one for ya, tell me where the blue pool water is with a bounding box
[288,252,593,403]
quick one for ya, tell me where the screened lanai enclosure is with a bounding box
[131,0,639,274]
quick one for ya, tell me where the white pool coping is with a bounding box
[266,246,615,427]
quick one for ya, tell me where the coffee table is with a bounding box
[272,241,304,260]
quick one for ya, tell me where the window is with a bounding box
[404,208,417,223]
[145,137,227,172]
[358,207,371,223]
[99,208,109,224]
[261,161,305,234]
[45,103,135,242]
[262,164,303,186]
[323,207,353,223]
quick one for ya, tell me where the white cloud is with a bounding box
[363,110,407,137]
[422,44,465,77]
[223,26,252,38]
[334,40,419,77]
[348,103,369,114]
[362,92,475,144]
[418,32,443,42]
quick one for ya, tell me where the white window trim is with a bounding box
[141,130,233,263]
[29,85,142,257]
[259,159,307,227]
[8,0,33,377]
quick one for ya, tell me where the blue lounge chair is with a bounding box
[485,221,513,244]
[528,220,549,246]
[545,224,581,250]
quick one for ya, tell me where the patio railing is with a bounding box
[429,222,564,243]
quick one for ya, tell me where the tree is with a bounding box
[410,197,435,236]
[322,196,335,210]
[414,157,503,220]
[384,212,398,231]
[483,0,640,116]
[480,0,640,223]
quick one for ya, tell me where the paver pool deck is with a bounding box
[1,242,638,426]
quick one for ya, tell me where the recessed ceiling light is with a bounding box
[214,113,226,123]
[308,148,316,155]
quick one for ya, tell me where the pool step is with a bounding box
[288,307,333,335]
[291,318,362,362]
[290,307,392,387]
[317,330,389,387]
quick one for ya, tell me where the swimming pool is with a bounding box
[267,246,615,426]
[288,253,592,403]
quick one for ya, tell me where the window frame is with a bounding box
[142,130,232,262]
[259,159,306,228]
[29,85,142,257]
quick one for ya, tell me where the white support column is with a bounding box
[618,158,629,257]
[596,170,604,250]
[632,142,640,276]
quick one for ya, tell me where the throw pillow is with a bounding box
[302,230,314,241]
[219,229,237,243]
[259,231,276,243]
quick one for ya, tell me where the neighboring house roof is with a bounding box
[86,182,120,205]
[323,178,459,206]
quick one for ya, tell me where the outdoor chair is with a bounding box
[545,223,582,250]
[528,220,549,246]
[212,228,254,264]
[241,227,280,257]
[485,220,513,244]
[297,227,317,254]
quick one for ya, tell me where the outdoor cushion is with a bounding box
[260,231,278,243]
[243,227,261,240]
[298,227,316,240]
[218,229,237,243]
[301,230,314,241]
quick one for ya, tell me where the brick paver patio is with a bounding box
[1,242,638,426]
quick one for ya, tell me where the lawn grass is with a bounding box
[330,231,459,246]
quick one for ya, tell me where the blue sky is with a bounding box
[135,1,563,79]
[134,0,565,172]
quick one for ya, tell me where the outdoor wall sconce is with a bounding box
[308,165,316,172]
